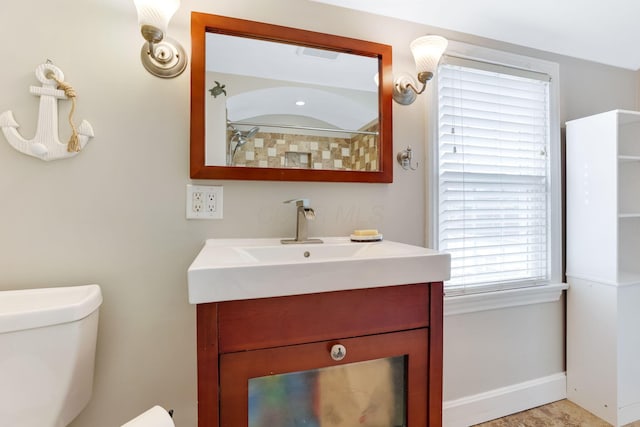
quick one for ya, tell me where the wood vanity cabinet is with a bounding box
[196,282,444,427]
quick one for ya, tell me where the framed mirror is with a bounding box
[190,12,393,182]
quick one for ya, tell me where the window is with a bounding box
[431,43,561,296]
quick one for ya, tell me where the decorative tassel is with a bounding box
[46,72,81,152]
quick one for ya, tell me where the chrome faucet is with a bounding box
[281,199,323,244]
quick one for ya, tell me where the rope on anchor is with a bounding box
[46,72,81,153]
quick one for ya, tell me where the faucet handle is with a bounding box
[283,198,310,208]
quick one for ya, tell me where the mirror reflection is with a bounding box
[205,33,380,171]
[190,12,393,182]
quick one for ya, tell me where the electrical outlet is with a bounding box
[187,185,223,219]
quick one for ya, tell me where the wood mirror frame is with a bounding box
[190,12,393,183]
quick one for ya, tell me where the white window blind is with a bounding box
[437,57,552,295]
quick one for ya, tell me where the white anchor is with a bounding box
[0,62,94,161]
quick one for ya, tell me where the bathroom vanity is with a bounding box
[188,238,450,427]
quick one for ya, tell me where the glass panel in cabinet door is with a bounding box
[219,329,428,427]
[248,356,406,427]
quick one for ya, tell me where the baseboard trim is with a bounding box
[620,401,640,426]
[443,372,567,426]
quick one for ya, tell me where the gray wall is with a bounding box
[0,0,637,426]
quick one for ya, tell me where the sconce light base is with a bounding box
[392,75,418,105]
[393,71,435,105]
[140,36,187,79]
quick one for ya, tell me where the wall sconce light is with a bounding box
[393,35,448,105]
[134,0,187,78]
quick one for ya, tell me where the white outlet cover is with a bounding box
[187,184,223,219]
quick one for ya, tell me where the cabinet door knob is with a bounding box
[330,344,347,361]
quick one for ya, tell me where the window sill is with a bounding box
[444,283,568,316]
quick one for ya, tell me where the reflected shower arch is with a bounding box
[226,86,378,131]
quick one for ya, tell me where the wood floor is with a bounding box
[473,399,640,427]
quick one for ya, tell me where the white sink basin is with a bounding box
[187,237,450,304]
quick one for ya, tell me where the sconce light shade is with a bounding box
[134,0,187,79]
[134,0,179,35]
[410,35,448,76]
[393,35,448,105]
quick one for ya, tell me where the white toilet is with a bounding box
[0,284,102,427]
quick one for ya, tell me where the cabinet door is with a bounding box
[220,328,428,427]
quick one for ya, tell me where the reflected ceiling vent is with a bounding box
[296,47,340,60]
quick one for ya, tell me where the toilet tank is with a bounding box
[0,284,102,427]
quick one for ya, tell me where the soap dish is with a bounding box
[350,233,383,242]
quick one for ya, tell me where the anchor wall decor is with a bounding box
[0,62,94,161]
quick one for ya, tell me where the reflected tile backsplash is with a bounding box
[230,121,379,171]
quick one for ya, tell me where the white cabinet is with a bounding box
[566,109,640,426]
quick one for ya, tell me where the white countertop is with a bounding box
[187,237,450,304]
